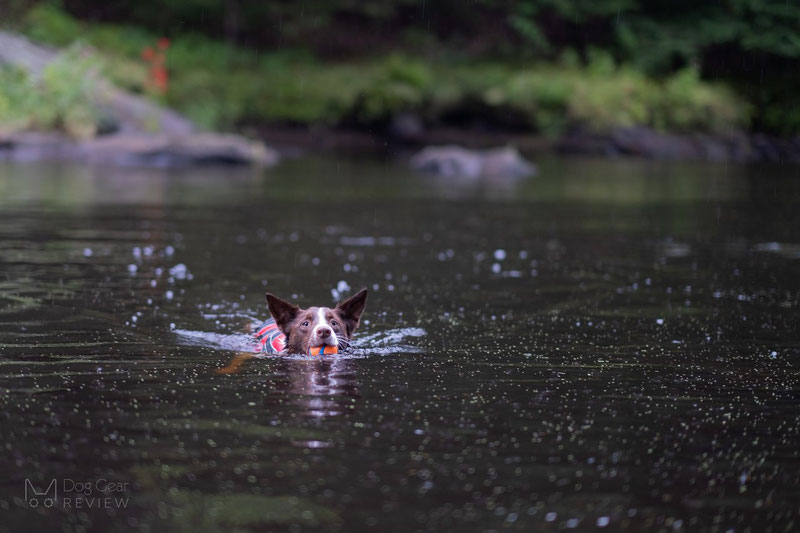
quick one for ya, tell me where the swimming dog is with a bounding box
[256,289,368,355]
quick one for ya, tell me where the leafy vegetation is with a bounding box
[0,44,99,138]
[5,4,753,137]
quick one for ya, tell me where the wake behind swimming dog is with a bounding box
[257,289,368,355]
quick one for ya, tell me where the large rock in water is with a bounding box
[410,145,536,178]
[83,133,278,166]
[0,132,279,166]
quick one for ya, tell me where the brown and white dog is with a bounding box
[265,289,368,354]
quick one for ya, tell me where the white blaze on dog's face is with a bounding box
[310,306,339,347]
[266,289,368,354]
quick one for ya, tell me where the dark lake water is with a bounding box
[1,155,799,532]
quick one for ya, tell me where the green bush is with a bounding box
[659,67,746,133]
[445,61,748,136]
[0,45,98,138]
[23,3,81,46]
[0,66,32,130]
[356,55,432,122]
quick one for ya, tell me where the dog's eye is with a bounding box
[330,320,339,327]
[301,321,310,327]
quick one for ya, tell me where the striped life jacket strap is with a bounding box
[254,318,286,354]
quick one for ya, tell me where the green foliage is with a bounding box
[432,51,748,136]
[0,67,31,130]
[0,45,98,137]
[357,55,432,121]
[508,0,635,55]
[10,4,754,135]
[23,2,82,46]
[497,0,800,73]
[660,68,745,133]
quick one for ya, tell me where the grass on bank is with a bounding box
[5,4,750,137]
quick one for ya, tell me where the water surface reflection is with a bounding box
[0,156,798,532]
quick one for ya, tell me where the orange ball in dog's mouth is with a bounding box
[308,345,338,356]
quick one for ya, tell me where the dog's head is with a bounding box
[265,289,368,354]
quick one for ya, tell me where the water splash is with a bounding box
[174,325,426,358]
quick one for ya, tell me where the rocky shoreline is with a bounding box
[256,124,800,164]
[0,131,278,167]
[556,126,800,163]
[2,124,796,167]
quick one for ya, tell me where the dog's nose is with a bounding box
[317,327,331,338]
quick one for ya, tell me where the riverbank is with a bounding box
[1,5,798,165]
[255,124,800,164]
[10,8,746,133]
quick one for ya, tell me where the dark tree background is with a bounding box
[47,0,798,65]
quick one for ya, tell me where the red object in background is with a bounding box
[141,38,169,94]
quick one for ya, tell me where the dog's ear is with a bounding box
[266,293,300,335]
[336,288,368,335]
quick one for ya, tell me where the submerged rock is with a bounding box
[410,145,536,178]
